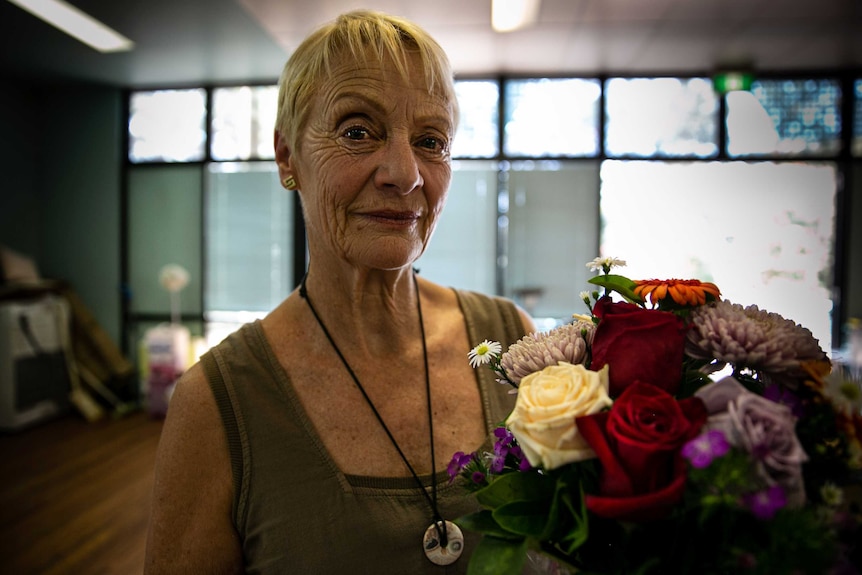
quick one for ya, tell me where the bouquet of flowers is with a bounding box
[449,257,862,575]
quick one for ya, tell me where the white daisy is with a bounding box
[468,340,502,368]
[819,482,844,508]
[821,368,862,417]
[586,256,627,274]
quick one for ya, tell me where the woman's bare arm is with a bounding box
[145,363,243,574]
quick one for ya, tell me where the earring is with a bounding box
[283,176,297,190]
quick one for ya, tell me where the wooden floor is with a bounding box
[0,410,164,575]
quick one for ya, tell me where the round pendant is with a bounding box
[423,520,464,565]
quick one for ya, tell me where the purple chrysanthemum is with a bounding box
[682,429,731,469]
[685,300,826,378]
[500,321,595,385]
[744,484,787,520]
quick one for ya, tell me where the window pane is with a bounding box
[506,160,600,323]
[205,162,293,317]
[416,160,498,293]
[726,79,842,157]
[605,77,718,157]
[854,79,862,157]
[127,166,202,315]
[211,86,278,161]
[129,90,207,162]
[600,160,836,353]
[453,80,499,158]
[847,164,862,340]
[504,79,600,157]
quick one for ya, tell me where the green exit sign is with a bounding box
[713,72,754,94]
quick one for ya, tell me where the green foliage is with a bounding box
[587,274,642,304]
[457,461,601,573]
[465,536,528,575]
[475,470,556,509]
[456,510,522,540]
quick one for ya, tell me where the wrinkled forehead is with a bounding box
[317,48,456,121]
[325,46,448,100]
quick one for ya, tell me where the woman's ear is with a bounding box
[274,131,299,190]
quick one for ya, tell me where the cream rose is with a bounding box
[506,362,612,470]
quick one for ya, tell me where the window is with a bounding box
[605,77,718,157]
[129,89,207,162]
[211,86,278,161]
[416,160,499,294]
[504,78,601,157]
[600,160,836,352]
[452,80,499,158]
[127,166,202,315]
[726,79,842,157]
[204,162,294,342]
[854,79,862,157]
[123,75,858,356]
[505,160,600,321]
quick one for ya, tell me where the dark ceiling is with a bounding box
[2,0,861,89]
[0,0,288,87]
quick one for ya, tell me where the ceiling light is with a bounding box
[8,0,134,53]
[492,0,541,33]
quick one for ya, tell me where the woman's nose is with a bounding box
[374,135,423,195]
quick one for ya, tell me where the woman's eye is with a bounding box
[343,126,370,140]
[417,136,447,153]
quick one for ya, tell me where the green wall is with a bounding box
[0,81,122,347]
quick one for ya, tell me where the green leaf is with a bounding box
[475,470,556,509]
[587,274,643,304]
[557,485,590,554]
[493,499,551,537]
[466,536,529,575]
[455,510,522,540]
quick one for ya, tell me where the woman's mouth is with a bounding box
[361,210,420,226]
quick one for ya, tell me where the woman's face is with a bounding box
[280,52,455,271]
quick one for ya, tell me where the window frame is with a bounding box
[121,71,860,354]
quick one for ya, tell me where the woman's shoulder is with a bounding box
[418,280,535,342]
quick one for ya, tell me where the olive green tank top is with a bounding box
[201,289,527,574]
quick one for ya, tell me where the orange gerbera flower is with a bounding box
[634,279,721,307]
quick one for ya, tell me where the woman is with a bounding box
[145,10,535,574]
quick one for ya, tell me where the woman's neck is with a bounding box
[299,263,423,358]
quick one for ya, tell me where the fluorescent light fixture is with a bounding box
[492,0,541,33]
[8,0,134,52]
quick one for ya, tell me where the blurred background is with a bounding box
[0,0,861,570]
[2,0,861,363]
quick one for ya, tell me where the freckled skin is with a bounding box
[280,53,455,273]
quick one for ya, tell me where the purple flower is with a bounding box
[490,449,507,473]
[471,471,487,484]
[447,451,475,482]
[500,321,594,385]
[489,426,532,472]
[686,300,826,382]
[744,485,787,520]
[696,377,809,508]
[763,384,804,418]
[682,429,731,469]
[491,428,515,472]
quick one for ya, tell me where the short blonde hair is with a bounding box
[275,10,458,152]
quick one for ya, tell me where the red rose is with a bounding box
[590,297,687,396]
[576,382,707,522]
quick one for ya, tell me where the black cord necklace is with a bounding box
[299,269,464,566]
